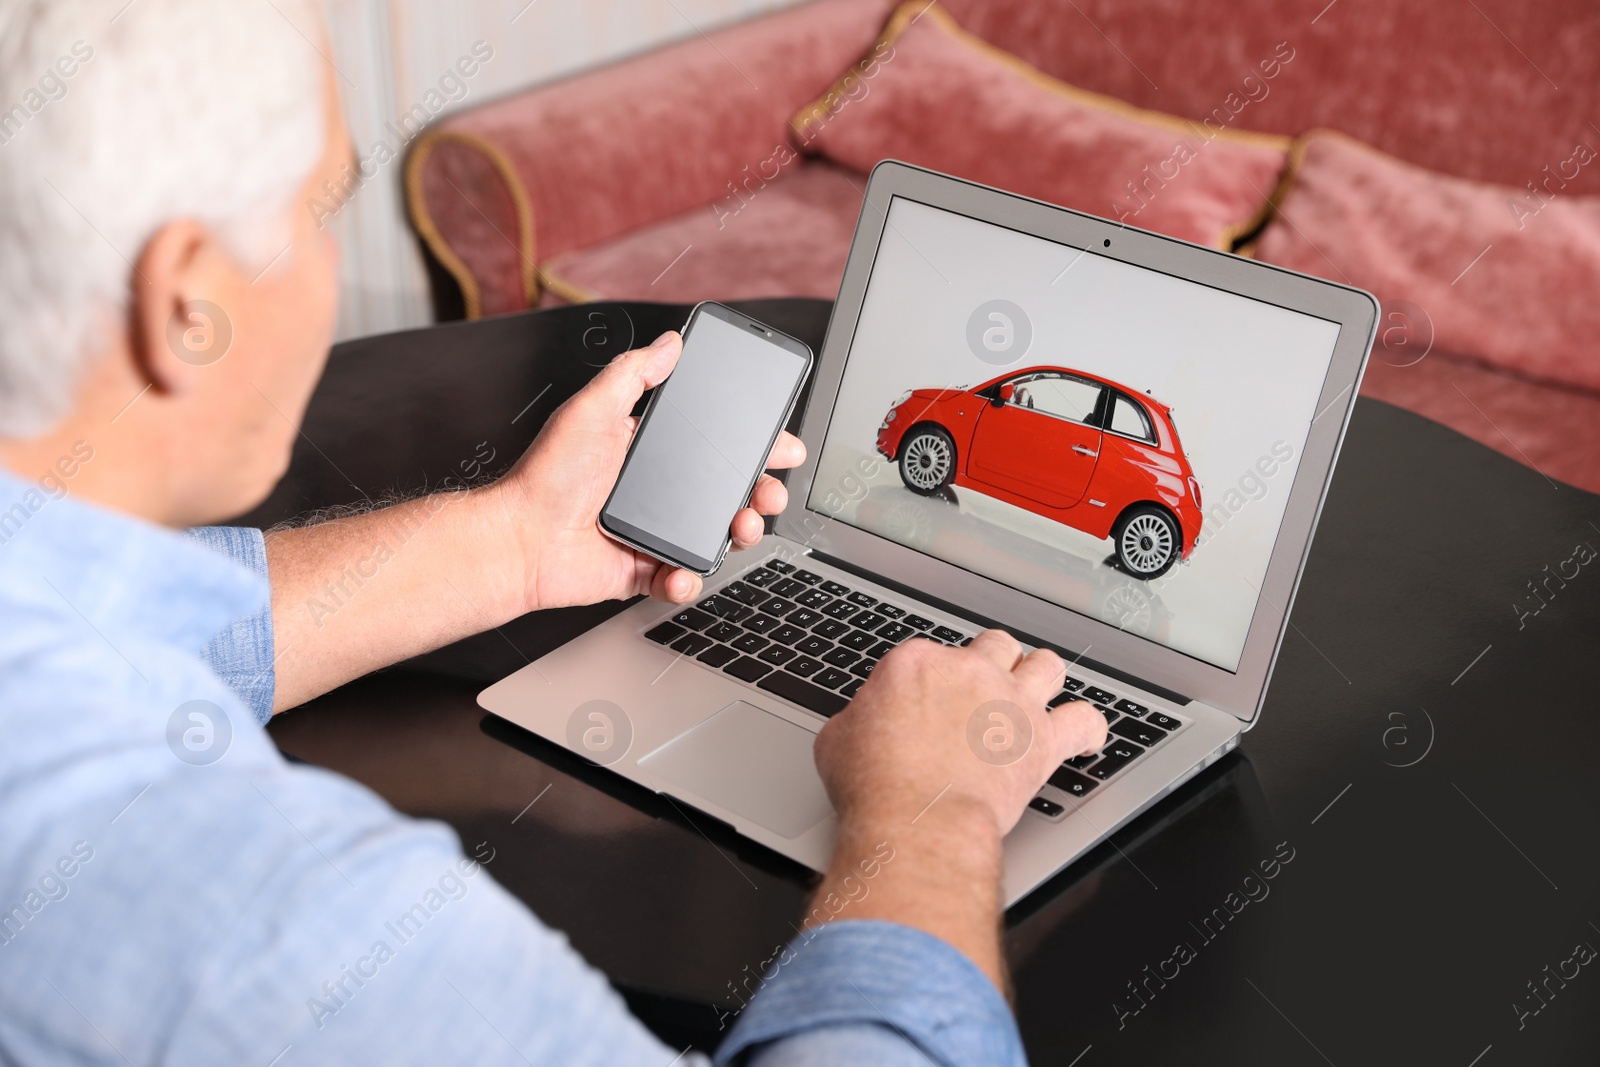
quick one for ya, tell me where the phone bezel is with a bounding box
[598,301,814,576]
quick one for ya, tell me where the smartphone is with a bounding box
[599,302,814,575]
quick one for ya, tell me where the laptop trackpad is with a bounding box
[638,701,833,839]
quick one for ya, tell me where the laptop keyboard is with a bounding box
[641,557,1186,811]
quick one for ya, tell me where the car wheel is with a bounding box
[898,426,956,496]
[1113,506,1180,580]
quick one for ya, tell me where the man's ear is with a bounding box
[128,219,234,396]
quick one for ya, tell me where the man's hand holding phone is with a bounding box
[491,330,804,614]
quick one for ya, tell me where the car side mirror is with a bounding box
[993,383,1013,407]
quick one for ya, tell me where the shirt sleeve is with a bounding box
[185,525,276,724]
[717,920,1027,1067]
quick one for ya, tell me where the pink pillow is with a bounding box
[1253,131,1600,393]
[790,2,1291,250]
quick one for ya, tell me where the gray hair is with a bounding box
[0,0,326,436]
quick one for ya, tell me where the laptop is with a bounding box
[479,160,1378,906]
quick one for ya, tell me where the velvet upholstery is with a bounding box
[539,161,866,306]
[406,0,895,316]
[936,0,1600,196]
[1253,131,1600,393]
[793,3,1290,250]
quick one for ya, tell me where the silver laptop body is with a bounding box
[480,161,1378,906]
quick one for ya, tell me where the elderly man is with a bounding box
[0,1,1104,1063]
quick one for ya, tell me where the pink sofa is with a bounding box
[406,0,1600,492]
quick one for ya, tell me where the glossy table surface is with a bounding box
[237,299,1600,1065]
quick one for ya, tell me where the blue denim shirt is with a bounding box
[0,471,1025,1066]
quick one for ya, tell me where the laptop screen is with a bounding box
[807,196,1343,673]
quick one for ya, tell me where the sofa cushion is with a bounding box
[406,0,896,316]
[1252,130,1600,394]
[792,2,1291,249]
[538,161,865,306]
[936,0,1600,197]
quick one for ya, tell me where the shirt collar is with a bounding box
[0,468,267,653]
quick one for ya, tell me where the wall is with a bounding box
[319,0,805,342]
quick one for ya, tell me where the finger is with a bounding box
[1046,699,1110,760]
[583,331,681,418]
[766,432,806,471]
[748,473,788,516]
[1010,647,1066,704]
[650,564,702,605]
[966,628,1023,670]
[729,507,765,550]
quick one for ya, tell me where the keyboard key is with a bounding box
[1082,685,1117,705]
[770,625,806,645]
[867,640,896,659]
[1087,739,1143,780]
[1029,795,1066,817]
[852,611,888,632]
[758,644,797,665]
[820,580,851,597]
[745,614,780,635]
[698,597,752,622]
[877,622,916,643]
[723,656,772,682]
[744,568,780,587]
[960,636,974,646]
[670,633,714,656]
[1111,717,1167,748]
[812,619,850,639]
[1062,677,1085,692]
[758,669,848,717]
[787,656,824,678]
[788,608,824,628]
[795,636,832,657]
[847,592,877,607]
[1049,767,1099,797]
[698,644,739,668]
[822,647,860,668]
[770,578,806,598]
[1065,752,1099,769]
[645,622,685,645]
[797,588,832,608]
[849,658,878,678]
[903,614,935,631]
[822,600,859,620]
[761,597,797,617]
[766,559,795,574]
[706,621,741,643]
[877,604,906,619]
[931,626,965,643]
[792,569,824,585]
[1146,711,1182,731]
[813,667,853,689]
[670,608,714,631]
[1097,706,1121,725]
[722,581,768,607]
[841,679,864,698]
[839,630,877,652]
[1114,698,1149,717]
[731,633,769,654]
[1048,692,1088,709]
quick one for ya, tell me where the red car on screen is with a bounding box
[875,367,1202,579]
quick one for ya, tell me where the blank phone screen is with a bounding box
[603,310,809,571]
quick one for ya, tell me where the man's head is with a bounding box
[0,0,351,525]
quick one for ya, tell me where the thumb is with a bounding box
[584,331,681,417]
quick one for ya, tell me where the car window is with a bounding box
[1109,395,1156,443]
[1009,375,1101,424]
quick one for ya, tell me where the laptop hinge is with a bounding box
[805,548,1193,706]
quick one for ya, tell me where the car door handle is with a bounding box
[1072,445,1098,457]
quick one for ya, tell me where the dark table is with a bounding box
[237,299,1600,1065]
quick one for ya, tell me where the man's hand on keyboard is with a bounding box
[808,630,1106,990]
